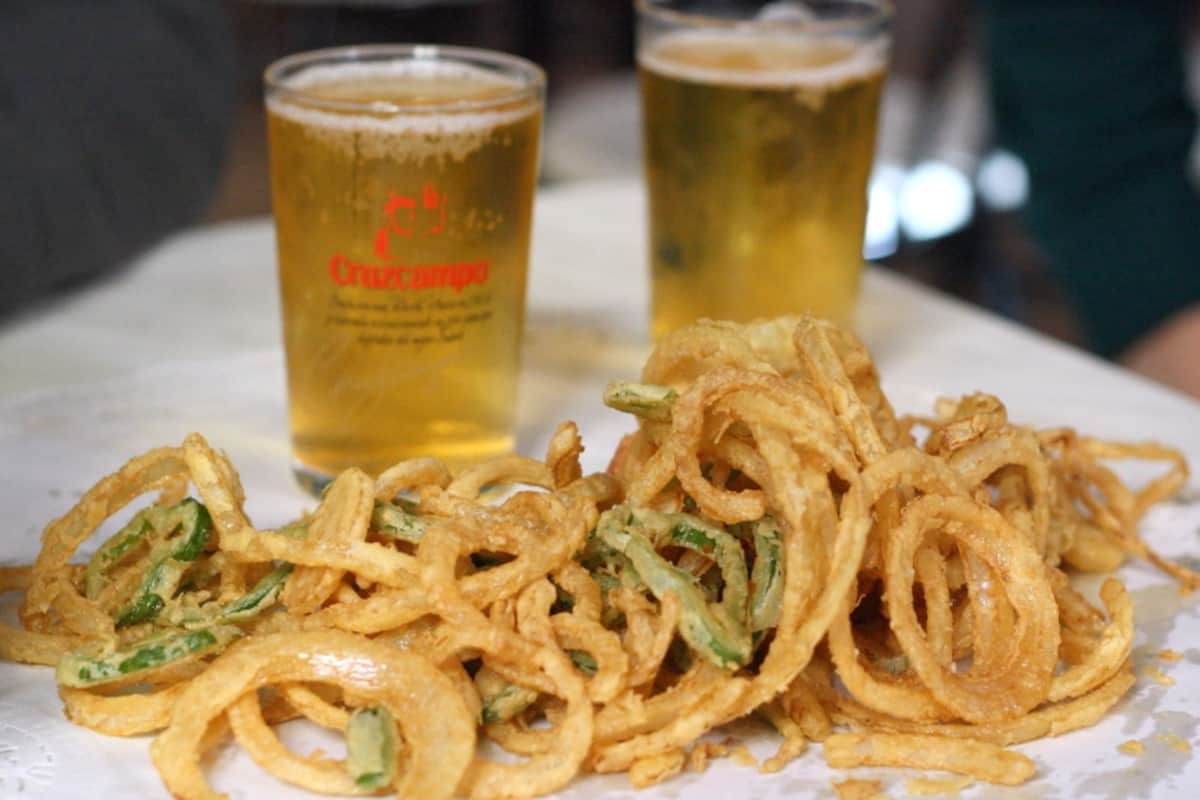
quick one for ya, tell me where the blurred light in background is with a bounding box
[975,149,1030,213]
[897,160,974,242]
[863,164,904,260]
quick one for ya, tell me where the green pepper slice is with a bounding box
[84,513,153,599]
[113,499,212,628]
[57,624,242,688]
[602,381,677,422]
[568,650,598,675]
[748,517,784,633]
[371,500,428,544]
[164,563,293,629]
[614,506,750,632]
[596,507,753,670]
[476,666,537,725]
[346,706,399,791]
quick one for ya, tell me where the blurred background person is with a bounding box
[980,0,1200,397]
[0,2,237,317]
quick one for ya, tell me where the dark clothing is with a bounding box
[980,0,1200,357]
[0,2,236,316]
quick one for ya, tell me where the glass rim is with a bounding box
[264,43,546,115]
[634,0,893,36]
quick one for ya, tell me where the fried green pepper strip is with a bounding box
[476,666,537,725]
[568,650,598,675]
[581,535,647,628]
[84,512,153,599]
[113,499,213,628]
[588,568,627,628]
[579,529,621,570]
[219,563,293,622]
[876,654,909,676]
[602,381,677,423]
[346,706,400,791]
[56,624,243,688]
[616,506,750,632]
[164,563,294,629]
[581,530,651,628]
[116,592,167,628]
[371,500,428,544]
[749,517,784,633]
[596,507,753,670]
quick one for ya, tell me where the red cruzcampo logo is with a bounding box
[330,185,490,293]
[374,185,447,259]
[329,257,488,293]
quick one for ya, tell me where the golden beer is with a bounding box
[266,47,543,483]
[639,29,887,339]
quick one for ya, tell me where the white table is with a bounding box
[2,179,1199,798]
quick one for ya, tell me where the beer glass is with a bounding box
[637,1,891,339]
[265,45,544,490]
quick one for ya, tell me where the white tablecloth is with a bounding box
[2,179,1199,799]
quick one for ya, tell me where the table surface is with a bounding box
[2,179,1199,799]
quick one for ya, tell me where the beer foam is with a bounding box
[267,61,539,162]
[638,30,886,91]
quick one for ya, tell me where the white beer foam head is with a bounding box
[267,60,539,162]
[639,29,887,91]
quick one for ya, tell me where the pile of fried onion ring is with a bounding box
[1,315,1195,799]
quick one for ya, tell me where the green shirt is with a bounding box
[980,0,1200,357]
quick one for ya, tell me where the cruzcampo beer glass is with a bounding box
[637,1,891,339]
[265,45,544,489]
